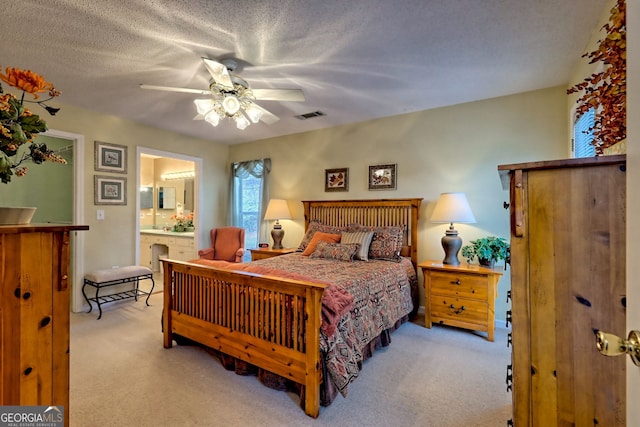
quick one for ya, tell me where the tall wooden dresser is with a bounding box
[0,224,88,427]
[498,156,626,426]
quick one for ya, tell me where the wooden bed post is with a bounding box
[163,260,173,349]
[303,286,324,418]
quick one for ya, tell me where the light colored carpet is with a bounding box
[70,293,512,426]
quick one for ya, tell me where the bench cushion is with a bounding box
[84,266,152,284]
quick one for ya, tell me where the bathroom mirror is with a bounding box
[158,186,176,209]
[140,186,153,209]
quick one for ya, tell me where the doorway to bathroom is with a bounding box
[136,147,201,293]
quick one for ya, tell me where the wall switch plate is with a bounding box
[96,209,105,220]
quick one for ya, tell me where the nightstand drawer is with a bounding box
[251,251,272,261]
[431,296,488,325]
[430,271,488,300]
[249,248,296,261]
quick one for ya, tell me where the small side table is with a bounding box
[249,247,297,261]
[419,260,503,342]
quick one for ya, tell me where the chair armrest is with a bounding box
[198,247,214,259]
[234,248,245,263]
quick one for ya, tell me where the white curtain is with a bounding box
[229,158,271,242]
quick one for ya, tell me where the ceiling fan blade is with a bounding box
[252,88,305,102]
[202,58,234,89]
[140,84,210,95]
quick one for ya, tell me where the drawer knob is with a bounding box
[450,279,461,285]
[449,304,465,314]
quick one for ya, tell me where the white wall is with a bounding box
[229,86,568,320]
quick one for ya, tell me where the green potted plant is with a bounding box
[461,236,510,268]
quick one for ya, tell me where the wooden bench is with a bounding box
[83,266,155,319]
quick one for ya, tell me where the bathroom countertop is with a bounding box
[140,229,194,238]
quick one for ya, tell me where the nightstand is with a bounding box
[419,260,503,342]
[249,247,297,261]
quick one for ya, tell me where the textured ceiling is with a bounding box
[1,1,604,145]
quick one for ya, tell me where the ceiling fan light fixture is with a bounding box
[194,98,213,115]
[204,110,220,126]
[244,103,264,123]
[222,95,241,115]
[234,114,250,130]
[144,58,305,131]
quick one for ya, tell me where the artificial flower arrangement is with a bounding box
[0,67,65,184]
[171,212,194,231]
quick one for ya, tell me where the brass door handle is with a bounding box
[595,330,640,366]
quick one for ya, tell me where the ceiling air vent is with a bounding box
[295,111,325,120]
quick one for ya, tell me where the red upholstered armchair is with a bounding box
[198,227,245,262]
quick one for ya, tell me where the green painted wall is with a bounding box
[0,135,73,223]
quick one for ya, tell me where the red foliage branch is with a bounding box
[567,0,626,154]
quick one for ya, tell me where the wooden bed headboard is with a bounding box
[302,198,423,267]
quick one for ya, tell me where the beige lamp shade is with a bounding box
[430,192,476,224]
[264,199,292,249]
[430,192,476,265]
[263,199,292,221]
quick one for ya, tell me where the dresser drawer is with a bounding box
[430,296,488,326]
[430,271,488,300]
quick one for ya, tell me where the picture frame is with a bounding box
[325,168,349,192]
[94,175,127,205]
[95,141,127,174]
[368,163,397,190]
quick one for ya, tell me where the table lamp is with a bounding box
[263,199,292,249]
[430,192,476,265]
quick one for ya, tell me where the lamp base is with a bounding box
[271,225,284,250]
[441,227,462,265]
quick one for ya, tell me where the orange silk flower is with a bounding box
[0,67,55,100]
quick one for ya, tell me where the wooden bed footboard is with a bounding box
[162,259,328,418]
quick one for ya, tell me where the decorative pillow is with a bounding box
[301,231,341,256]
[340,231,374,261]
[297,221,346,252]
[310,241,360,262]
[347,224,404,260]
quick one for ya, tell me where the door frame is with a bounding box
[43,129,86,313]
[627,0,639,418]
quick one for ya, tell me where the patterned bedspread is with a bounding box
[251,253,416,396]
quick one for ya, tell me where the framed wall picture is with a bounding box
[94,175,127,205]
[368,163,397,190]
[95,141,127,174]
[325,168,349,192]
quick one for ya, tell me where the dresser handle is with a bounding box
[450,279,461,285]
[449,304,465,314]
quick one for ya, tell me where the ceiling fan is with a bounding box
[140,58,305,129]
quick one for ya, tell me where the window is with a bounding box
[572,107,596,158]
[230,159,271,259]
[235,173,261,250]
